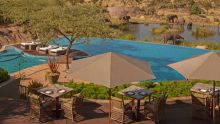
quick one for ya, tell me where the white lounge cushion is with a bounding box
[39,45,58,51]
[50,47,67,52]
[21,42,35,46]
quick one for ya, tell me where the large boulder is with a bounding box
[0,26,32,45]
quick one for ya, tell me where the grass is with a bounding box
[121,34,136,40]
[150,25,169,35]
[192,27,215,38]
[63,80,220,99]
[150,24,184,36]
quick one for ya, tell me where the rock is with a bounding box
[0,26,32,45]
[139,15,145,20]
[196,45,208,49]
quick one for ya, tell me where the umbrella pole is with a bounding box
[212,80,216,124]
[109,89,112,124]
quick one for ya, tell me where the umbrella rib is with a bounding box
[69,54,105,73]
[111,55,155,80]
[188,54,213,79]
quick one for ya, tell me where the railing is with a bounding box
[19,85,29,100]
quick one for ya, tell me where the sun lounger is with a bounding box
[49,47,67,56]
[21,42,34,50]
[38,45,58,54]
[21,41,41,50]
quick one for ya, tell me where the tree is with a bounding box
[0,0,120,70]
[190,3,202,15]
[29,4,120,69]
[200,0,212,14]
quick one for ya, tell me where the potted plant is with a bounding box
[27,80,43,95]
[45,57,60,84]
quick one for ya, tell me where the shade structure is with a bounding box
[168,52,220,123]
[168,52,220,81]
[67,52,155,88]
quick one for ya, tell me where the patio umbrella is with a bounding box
[168,52,220,123]
[67,52,155,122]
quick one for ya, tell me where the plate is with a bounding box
[58,89,66,93]
[138,91,147,96]
[126,91,135,96]
[45,90,53,94]
[199,89,207,93]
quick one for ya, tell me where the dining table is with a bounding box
[191,83,220,118]
[191,83,220,95]
[38,84,73,118]
[118,85,153,120]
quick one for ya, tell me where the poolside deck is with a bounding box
[13,44,88,57]
[11,64,91,86]
[11,64,69,86]
[0,98,219,124]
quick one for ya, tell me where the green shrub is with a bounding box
[190,4,202,15]
[63,80,220,99]
[0,68,10,83]
[121,34,136,40]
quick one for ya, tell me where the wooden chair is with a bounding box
[110,97,133,124]
[191,92,210,119]
[144,94,167,124]
[28,94,55,122]
[206,93,220,118]
[60,93,84,123]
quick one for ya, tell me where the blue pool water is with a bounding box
[0,47,47,73]
[52,38,211,81]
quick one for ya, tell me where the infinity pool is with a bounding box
[0,38,211,81]
[0,47,47,73]
[52,38,210,81]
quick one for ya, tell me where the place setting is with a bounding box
[137,90,148,96]
[197,88,219,94]
[43,90,53,94]
[57,89,66,93]
[125,91,135,96]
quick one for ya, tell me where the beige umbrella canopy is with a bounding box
[168,52,220,80]
[68,52,155,88]
[168,52,220,123]
[67,52,155,123]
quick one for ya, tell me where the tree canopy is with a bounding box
[0,0,121,69]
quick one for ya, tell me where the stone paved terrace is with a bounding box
[11,63,94,87]
[11,64,71,86]
[0,98,219,124]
